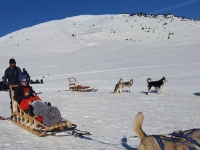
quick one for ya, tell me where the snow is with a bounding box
[0,14,200,149]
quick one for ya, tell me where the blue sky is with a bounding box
[0,0,200,37]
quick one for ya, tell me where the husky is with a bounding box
[147,76,167,95]
[170,129,200,149]
[110,78,123,94]
[122,79,133,93]
[133,112,197,150]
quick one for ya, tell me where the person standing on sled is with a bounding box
[4,58,23,115]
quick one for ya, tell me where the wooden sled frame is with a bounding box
[68,77,93,92]
[10,86,76,137]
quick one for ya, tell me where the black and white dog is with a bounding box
[147,77,167,95]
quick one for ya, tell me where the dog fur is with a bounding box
[147,77,167,95]
[171,129,200,149]
[110,78,123,94]
[122,79,133,93]
[133,112,197,150]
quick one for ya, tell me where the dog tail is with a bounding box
[147,78,151,82]
[133,112,147,140]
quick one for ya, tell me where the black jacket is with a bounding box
[14,84,35,103]
[22,70,30,81]
[4,66,23,86]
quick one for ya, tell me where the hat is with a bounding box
[9,58,16,64]
[20,75,28,84]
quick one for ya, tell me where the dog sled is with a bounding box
[68,77,96,92]
[8,85,77,137]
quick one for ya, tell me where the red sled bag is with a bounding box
[35,116,43,123]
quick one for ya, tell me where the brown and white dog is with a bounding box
[122,79,133,93]
[133,112,198,150]
[110,78,123,94]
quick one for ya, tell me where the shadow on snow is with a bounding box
[55,133,123,148]
[121,136,138,150]
[54,133,138,149]
[193,92,200,96]
[141,89,158,95]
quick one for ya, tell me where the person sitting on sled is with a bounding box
[14,75,61,127]
[14,75,40,108]
[14,75,42,122]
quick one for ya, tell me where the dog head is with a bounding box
[162,76,168,82]
[118,78,123,84]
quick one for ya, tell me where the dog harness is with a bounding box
[153,135,164,150]
[169,129,200,147]
[153,135,196,150]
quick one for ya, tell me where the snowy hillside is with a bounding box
[0,14,200,149]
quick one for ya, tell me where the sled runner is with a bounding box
[68,77,95,92]
[9,85,77,137]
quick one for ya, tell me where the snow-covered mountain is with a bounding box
[0,14,200,149]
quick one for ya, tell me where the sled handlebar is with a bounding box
[9,85,18,89]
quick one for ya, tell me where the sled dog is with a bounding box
[110,78,123,94]
[133,112,197,150]
[147,76,167,95]
[122,79,133,93]
[170,129,200,149]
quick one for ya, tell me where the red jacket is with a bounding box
[19,95,41,111]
